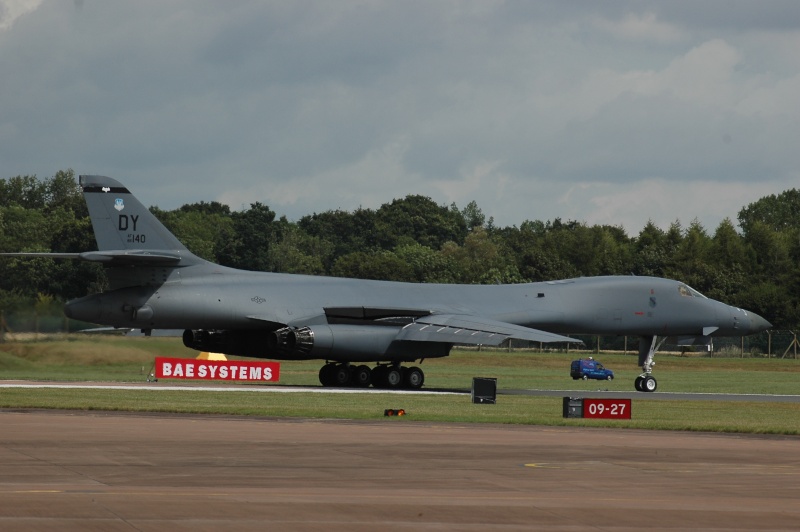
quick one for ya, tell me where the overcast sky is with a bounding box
[2,1,799,234]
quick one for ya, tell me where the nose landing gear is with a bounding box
[635,335,665,393]
[635,374,657,392]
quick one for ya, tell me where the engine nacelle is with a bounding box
[183,324,450,362]
[269,326,314,357]
[271,324,401,361]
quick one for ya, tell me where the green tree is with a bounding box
[493,222,579,281]
[44,169,85,215]
[455,200,492,231]
[440,228,521,284]
[394,242,458,283]
[0,206,50,251]
[745,221,791,280]
[710,218,749,267]
[331,251,413,281]
[632,221,670,277]
[738,189,800,234]
[299,208,379,267]
[374,195,467,250]
[537,220,630,277]
[737,282,799,330]
[222,202,278,271]
[151,206,235,262]
[673,219,712,289]
[0,175,48,209]
[267,222,331,275]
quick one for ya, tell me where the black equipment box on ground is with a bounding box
[563,397,583,418]
[472,377,497,404]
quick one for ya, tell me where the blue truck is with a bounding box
[570,358,614,380]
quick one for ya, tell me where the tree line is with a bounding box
[1,170,799,330]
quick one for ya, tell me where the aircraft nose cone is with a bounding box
[748,312,772,333]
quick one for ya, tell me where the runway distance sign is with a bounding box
[582,398,631,419]
[155,357,280,382]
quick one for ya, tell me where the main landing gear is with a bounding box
[635,335,665,393]
[318,363,425,390]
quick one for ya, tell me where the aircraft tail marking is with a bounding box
[80,175,190,254]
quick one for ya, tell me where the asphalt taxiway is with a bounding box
[1,408,798,531]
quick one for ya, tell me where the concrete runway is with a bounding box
[1,410,798,531]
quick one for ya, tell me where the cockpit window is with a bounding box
[678,284,707,299]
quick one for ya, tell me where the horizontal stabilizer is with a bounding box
[1,252,83,260]
[395,314,581,346]
[0,250,183,265]
[78,250,183,264]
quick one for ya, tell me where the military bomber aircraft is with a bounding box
[2,176,772,392]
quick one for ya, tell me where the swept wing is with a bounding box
[396,314,579,346]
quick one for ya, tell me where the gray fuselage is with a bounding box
[65,265,764,339]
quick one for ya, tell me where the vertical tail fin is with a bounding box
[80,175,189,253]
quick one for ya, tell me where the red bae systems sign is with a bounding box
[155,357,280,382]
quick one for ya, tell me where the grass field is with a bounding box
[1,334,799,434]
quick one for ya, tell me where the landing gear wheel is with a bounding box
[352,365,372,388]
[634,376,644,392]
[403,366,425,390]
[385,367,403,389]
[642,375,657,392]
[371,365,389,388]
[319,363,337,387]
[332,364,351,387]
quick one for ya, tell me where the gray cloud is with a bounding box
[1,0,799,233]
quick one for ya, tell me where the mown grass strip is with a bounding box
[1,336,799,434]
[1,387,798,435]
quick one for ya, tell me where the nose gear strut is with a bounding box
[635,335,665,392]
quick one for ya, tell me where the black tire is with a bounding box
[403,366,424,389]
[385,367,403,388]
[634,376,644,391]
[319,364,337,387]
[642,376,657,392]
[352,365,372,388]
[607,375,613,381]
[582,375,588,380]
[371,365,389,388]
[332,364,351,387]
